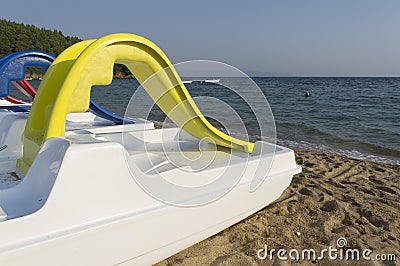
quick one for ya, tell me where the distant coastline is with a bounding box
[112,71,135,79]
[24,71,136,80]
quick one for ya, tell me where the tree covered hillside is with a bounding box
[0,19,81,56]
[0,19,132,77]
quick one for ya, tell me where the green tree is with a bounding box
[0,19,134,78]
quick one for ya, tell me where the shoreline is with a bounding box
[156,148,399,265]
[280,141,400,166]
[152,122,400,167]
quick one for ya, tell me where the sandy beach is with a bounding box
[157,149,399,265]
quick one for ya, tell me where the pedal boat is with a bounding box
[0,34,301,265]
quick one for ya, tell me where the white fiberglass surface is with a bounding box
[90,128,279,175]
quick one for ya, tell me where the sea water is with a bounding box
[22,78,400,165]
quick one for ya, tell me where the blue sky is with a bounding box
[1,0,399,76]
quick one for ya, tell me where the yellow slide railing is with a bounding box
[17,33,254,174]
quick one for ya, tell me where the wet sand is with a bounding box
[156,149,399,265]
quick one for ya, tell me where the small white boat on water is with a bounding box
[0,34,300,265]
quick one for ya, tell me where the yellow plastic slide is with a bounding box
[17,33,254,174]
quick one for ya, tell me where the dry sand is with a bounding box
[156,149,399,266]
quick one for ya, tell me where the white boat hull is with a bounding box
[0,127,300,265]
